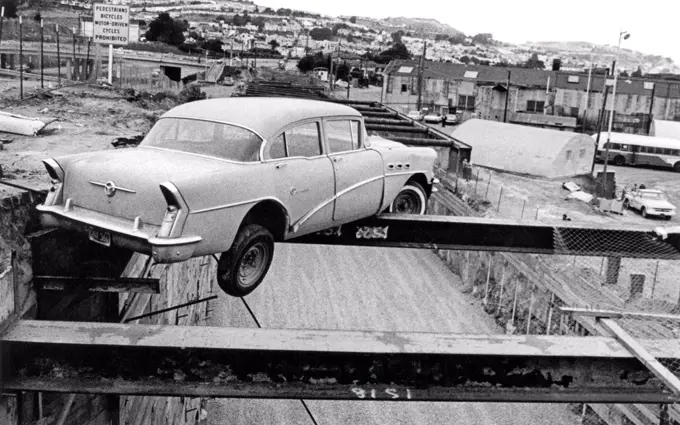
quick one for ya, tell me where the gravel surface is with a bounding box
[207,243,579,425]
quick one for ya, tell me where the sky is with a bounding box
[253,0,680,64]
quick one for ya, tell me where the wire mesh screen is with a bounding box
[431,166,680,425]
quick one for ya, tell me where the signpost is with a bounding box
[92,4,129,84]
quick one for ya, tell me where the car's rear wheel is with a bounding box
[389,181,427,215]
[217,224,274,297]
[641,207,648,218]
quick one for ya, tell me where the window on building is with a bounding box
[566,150,572,160]
[526,100,545,113]
[458,95,476,111]
[386,76,393,94]
[579,148,586,158]
[567,75,580,83]
[401,84,408,93]
[464,70,478,79]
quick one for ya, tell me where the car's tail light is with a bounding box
[158,182,189,238]
[42,159,64,206]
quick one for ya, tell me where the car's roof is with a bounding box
[161,97,361,140]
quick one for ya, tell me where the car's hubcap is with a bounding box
[238,243,269,288]
[393,189,422,214]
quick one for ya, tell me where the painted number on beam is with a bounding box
[355,226,389,240]
[351,388,412,400]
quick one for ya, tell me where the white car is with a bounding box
[623,189,676,220]
[407,110,425,121]
[444,113,459,124]
[423,113,443,123]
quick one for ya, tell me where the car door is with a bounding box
[323,118,384,223]
[264,120,335,235]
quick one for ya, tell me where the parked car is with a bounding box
[37,98,438,297]
[623,189,676,220]
[423,112,443,123]
[407,110,425,121]
[222,77,235,86]
[444,113,459,124]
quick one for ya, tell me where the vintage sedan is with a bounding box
[37,98,438,297]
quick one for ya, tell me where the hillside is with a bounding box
[380,17,464,36]
[522,41,680,74]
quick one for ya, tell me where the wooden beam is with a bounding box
[4,321,680,403]
[34,276,160,294]
[561,307,680,322]
[599,318,680,395]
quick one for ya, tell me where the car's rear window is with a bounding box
[140,118,263,162]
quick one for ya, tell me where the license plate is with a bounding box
[89,229,111,247]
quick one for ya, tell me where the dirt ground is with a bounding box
[0,79,234,196]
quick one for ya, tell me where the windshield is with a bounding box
[140,118,263,162]
[641,192,666,200]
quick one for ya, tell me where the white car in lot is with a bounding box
[407,110,425,121]
[423,112,443,123]
[623,189,676,220]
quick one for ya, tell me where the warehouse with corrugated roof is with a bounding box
[452,119,595,179]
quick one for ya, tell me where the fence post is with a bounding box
[483,258,492,306]
[510,276,519,326]
[526,283,535,334]
[497,186,503,212]
[545,292,555,335]
[496,264,506,315]
[651,260,659,298]
[485,172,492,198]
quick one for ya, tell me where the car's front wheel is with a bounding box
[389,181,427,215]
[217,224,274,297]
[641,207,648,218]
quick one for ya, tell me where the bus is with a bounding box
[593,132,680,171]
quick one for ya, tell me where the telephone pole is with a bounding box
[503,70,511,122]
[416,41,426,111]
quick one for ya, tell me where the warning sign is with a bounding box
[93,3,130,46]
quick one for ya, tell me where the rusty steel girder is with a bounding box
[3,321,680,403]
[287,214,680,260]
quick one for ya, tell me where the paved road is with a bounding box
[207,243,579,425]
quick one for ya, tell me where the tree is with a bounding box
[202,39,223,53]
[269,39,280,49]
[620,70,629,77]
[379,42,411,61]
[297,52,329,73]
[391,30,404,43]
[435,34,448,42]
[347,34,355,43]
[632,66,643,77]
[448,34,466,45]
[254,6,259,13]
[472,33,493,45]
[459,55,470,64]
[523,52,545,69]
[309,27,333,41]
[349,16,357,24]
[145,12,188,47]
[0,0,18,18]
[332,23,349,35]
[33,12,42,22]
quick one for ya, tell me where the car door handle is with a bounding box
[275,163,287,169]
[333,157,343,162]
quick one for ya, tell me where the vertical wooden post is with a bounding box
[56,24,61,86]
[526,282,535,334]
[545,292,556,335]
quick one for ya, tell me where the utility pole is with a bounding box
[647,82,656,134]
[19,16,23,99]
[416,41,426,111]
[592,80,610,175]
[56,24,61,86]
[0,7,5,47]
[329,51,333,92]
[40,18,44,88]
[503,69,511,122]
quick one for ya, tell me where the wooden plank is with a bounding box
[599,318,680,395]
[562,307,680,321]
[34,276,160,294]
[6,320,680,359]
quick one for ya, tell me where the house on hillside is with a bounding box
[452,119,595,179]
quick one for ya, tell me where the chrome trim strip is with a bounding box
[292,174,385,232]
[190,196,285,215]
[140,146,263,165]
[88,181,136,194]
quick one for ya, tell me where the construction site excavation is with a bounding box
[1,20,680,425]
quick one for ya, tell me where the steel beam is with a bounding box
[287,214,680,259]
[34,276,160,294]
[3,321,680,403]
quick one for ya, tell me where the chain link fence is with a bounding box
[431,167,680,425]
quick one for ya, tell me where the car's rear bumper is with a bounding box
[37,204,202,263]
